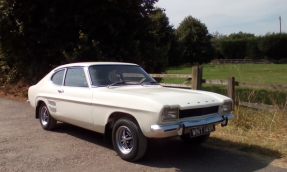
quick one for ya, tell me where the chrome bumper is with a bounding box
[151,114,234,136]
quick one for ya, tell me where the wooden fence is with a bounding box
[149,66,287,111]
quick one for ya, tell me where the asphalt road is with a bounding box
[0,97,286,172]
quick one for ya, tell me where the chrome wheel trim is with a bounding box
[116,126,134,154]
[40,106,49,126]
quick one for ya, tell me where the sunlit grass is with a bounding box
[162,64,287,105]
[165,64,287,85]
[208,106,287,158]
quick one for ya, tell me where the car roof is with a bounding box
[54,62,138,70]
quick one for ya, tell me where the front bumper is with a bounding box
[151,113,234,136]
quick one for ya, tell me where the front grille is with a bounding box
[179,106,219,118]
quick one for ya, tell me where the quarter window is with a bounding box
[51,70,65,86]
[64,68,88,87]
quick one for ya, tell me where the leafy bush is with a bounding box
[245,38,263,60]
[216,32,287,60]
[258,33,287,60]
[219,39,247,59]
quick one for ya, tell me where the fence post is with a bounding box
[227,77,235,103]
[192,66,202,90]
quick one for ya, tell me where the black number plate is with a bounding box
[190,124,215,137]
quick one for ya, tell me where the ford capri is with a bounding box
[28,62,234,161]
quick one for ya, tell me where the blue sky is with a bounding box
[155,0,287,36]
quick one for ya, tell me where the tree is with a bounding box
[175,15,213,64]
[211,31,227,59]
[219,39,248,59]
[216,32,259,59]
[147,8,180,67]
[228,31,255,40]
[258,33,287,60]
[0,0,160,83]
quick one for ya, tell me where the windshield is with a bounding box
[88,65,158,87]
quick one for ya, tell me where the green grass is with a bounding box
[162,64,287,105]
[164,64,287,85]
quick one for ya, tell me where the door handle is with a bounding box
[58,89,64,93]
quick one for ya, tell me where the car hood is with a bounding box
[95,85,231,109]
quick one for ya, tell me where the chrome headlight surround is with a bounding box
[162,108,179,121]
[222,101,233,113]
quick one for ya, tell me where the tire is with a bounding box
[112,117,147,161]
[180,133,210,146]
[39,103,57,130]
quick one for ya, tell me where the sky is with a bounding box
[155,0,287,36]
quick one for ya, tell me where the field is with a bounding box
[163,64,287,105]
[164,64,287,85]
[163,64,287,158]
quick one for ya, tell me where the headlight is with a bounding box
[162,108,179,121]
[222,102,232,112]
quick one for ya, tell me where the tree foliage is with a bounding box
[227,31,255,40]
[1,0,174,83]
[148,8,182,66]
[219,39,248,59]
[141,8,175,71]
[1,0,286,85]
[211,31,227,59]
[217,32,287,60]
[245,38,263,59]
[175,16,213,64]
[258,33,287,60]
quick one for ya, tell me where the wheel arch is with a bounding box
[104,112,139,141]
[105,112,138,132]
[35,100,46,119]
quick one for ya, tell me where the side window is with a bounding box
[51,70,65,86]
[64,68,88,87]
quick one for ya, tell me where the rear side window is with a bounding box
[51,70,65,86]
[64,68,88,87]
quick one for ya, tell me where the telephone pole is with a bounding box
[279,16,281,33]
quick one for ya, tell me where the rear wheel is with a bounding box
[180,133,210,145]
[39,103,57,130]
[112,117,147,161]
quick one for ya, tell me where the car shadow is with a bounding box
[54,122,114,150]
[53,122,284,172]
[138,138,283,172]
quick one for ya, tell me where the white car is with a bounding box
[28,62,234,161]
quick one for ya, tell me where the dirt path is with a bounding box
[0,97,286,172]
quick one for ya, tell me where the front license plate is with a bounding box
[190,124,215,137]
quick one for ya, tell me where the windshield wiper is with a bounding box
[141,81,158,86]
[107,80,131,88]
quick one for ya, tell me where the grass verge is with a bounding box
[207,106,287,158]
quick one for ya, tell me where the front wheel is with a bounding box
[112,117,147,161]
[39,103,57,130]
[180,133,210,145]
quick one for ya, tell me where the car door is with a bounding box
[56,67,94,129]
